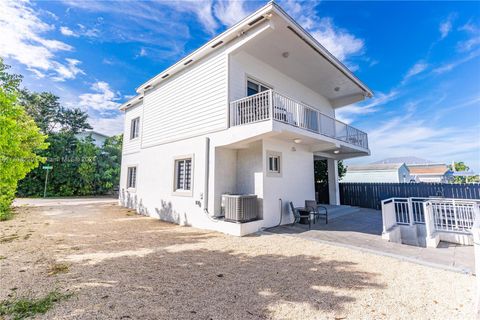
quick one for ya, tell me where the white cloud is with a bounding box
[433,49,480,74]
[78,81,121,111]
[0,1,84,81]
[51,58,85,82]
[89,114,124,136]
[403,61,428,82]
[60,26,78,37]
[336,90,399,123]
[363,114,480,171]
[457,22,480,52]
[214,0,248,27]
[439,17,453,39]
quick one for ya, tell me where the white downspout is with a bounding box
[204,137,210,213]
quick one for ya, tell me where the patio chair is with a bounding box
[305,200,328,224]
[289,202,313,230]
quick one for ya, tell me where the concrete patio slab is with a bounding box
[267,208,475,274]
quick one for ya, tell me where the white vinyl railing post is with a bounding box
[407,198,414,226]
[424,201,440,247]
[269,90,274,121]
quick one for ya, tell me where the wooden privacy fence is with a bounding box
[339,183,480,210]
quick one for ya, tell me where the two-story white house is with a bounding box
[118,1,373,236]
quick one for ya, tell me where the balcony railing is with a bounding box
[229,90,368,149]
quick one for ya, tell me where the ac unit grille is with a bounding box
[223,195,258,223]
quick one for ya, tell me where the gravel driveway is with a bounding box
[0,199,475,319]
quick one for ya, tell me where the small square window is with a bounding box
[268,156,280,173]
[174,157,193,195]
[127,166,137,189]
[266,151,282,177]
[130,117,140,139]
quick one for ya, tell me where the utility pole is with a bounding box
[42,165,53,198]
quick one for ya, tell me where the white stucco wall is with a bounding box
[262,138,316,227]
[119,132,319,235]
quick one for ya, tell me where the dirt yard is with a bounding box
[0,199,475,319]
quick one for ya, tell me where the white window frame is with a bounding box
[246,77,272,96]
[127,166,137,190]
[130,117,140,140]
[266,150,282,177]
[173,155,194,196]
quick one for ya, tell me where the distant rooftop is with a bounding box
[347,163,406,171]
[408,164,449,175]
[372,156,434,165]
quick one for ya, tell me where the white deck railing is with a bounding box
[382,197,480,247]
[382,197,478,231]
[229,90,369,149]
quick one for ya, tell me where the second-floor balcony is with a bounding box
[229,90,369,150]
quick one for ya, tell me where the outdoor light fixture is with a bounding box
[282,51,290,58]
[293,138,302,144]
[333,150,340,154]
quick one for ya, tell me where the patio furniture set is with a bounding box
[289,200,328,230]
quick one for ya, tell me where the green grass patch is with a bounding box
[0,291,72,319]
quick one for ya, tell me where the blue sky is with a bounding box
[1,1,479,171]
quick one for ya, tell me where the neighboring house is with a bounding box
[342,163,412,183]
[76,130,109,148]
[408,163,452,183]
[372,156,433,165]
[118,2,373,236]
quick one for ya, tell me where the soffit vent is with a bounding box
[161,74,169,79]
[248,15,264,26]
[184,59,193,66]
[211,40,223,49]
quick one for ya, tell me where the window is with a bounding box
[266,151,282,177]
[269,156,280,173]
[174,158,193,194]
[127,166,137,189]
[247,78,271,96]
[130,117,140,139]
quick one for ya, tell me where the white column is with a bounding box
[327,159,340,205]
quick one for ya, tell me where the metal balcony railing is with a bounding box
[229,90,368,149]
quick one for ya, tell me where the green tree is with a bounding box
[95,135,122,194]
[19,90,62,134]
[59,107,92,134]
[76,136,98,195]
[19,91,92,134]
[314,159,346,184]
[448,161,480,183]
[0,59,47,219]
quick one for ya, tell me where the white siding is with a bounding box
[141,51,228,148]
[122,103,142,155]
[229,51,334,116]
